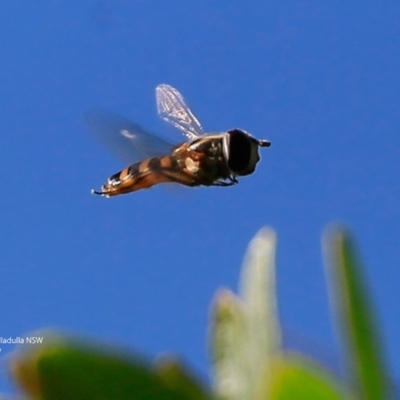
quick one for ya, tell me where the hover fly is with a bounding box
[85,84,271,197]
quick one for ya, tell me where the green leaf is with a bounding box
[261,353,352,400]
[209,289,249,400]
[325,228,392,400]
[154,356,211,400]
[209,228,281,400]
[10,333,210,400]
[238,228,281,389]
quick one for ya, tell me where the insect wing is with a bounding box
[84,110,174,164]
[156,83,205,140]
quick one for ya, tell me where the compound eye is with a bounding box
[227,130,253,174]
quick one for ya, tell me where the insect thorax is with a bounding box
[180,136,230,184]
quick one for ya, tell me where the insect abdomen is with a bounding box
[92,156,195,197]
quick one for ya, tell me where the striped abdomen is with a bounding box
[93,156,198,197]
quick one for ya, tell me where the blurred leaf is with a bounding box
[154,356,211,400]
[325,228,392,400]
[210,228,281,400]
[238,228,281,389]
[10,333,210,400]
[210,289,249,400]
[260,353,352,400]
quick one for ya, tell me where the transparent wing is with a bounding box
[156,83,205,140]
[84,110,174,164]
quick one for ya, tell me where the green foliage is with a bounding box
[325,228,391,399]
[8,227,392,399]
[209,228,353,400]
[210,228,281,400]
[263,353,349,400]
[10,335,211,400]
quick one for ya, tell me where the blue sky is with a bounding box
[1,1,400,393]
